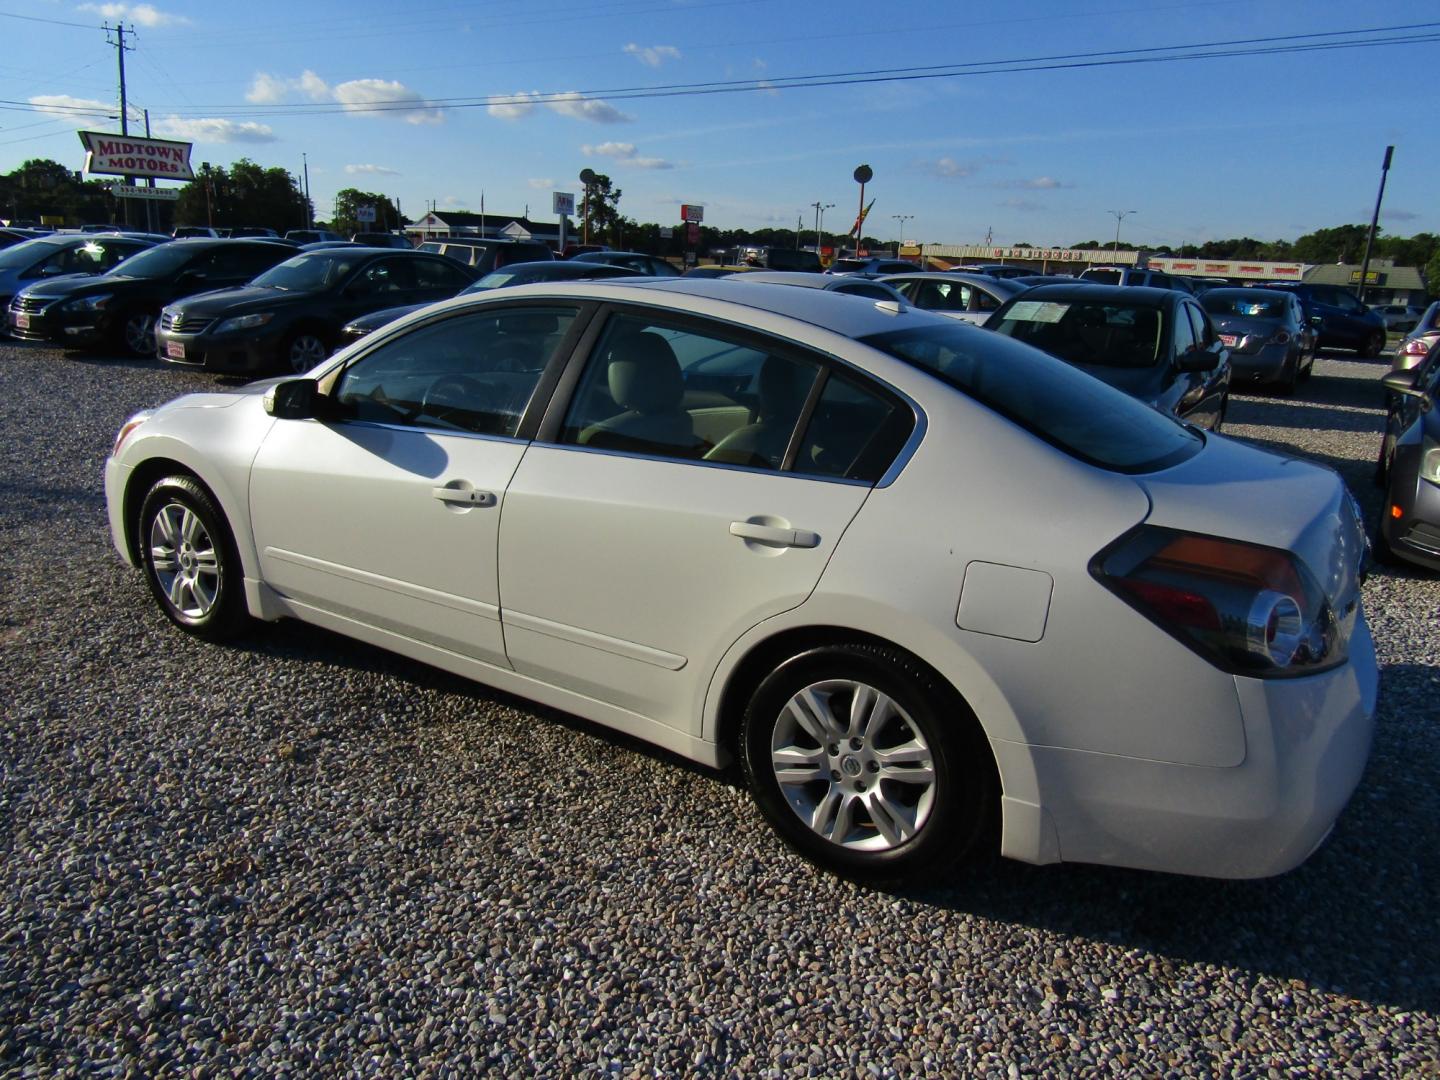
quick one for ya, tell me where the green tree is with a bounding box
[0,158,116,226]
[173,159,309,231]
[330,188,403,236]
[1427,248,1440,299]
[580,174,622,246]
[1290,224,1371,264]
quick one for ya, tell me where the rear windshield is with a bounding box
[829,259,868,273]
[1081,269,1123,286]
[988,299,1164,369]
[1202,291,1287,319]
[860,323,1201,473]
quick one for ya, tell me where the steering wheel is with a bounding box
[421,374,494,430]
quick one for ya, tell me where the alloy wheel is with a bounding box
[148,501,220,620]
[123,312,156,356]
[288,333,328,374]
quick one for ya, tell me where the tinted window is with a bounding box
[1082,269,1123,286]
[334,307,576,437]
[103,242,202,279]
[794,370,912,483]
[414,258,472,290]
[913,280,969,312]
[1172,302,1198,356]
[206,244,286,278]
[1202,292,1288,319]
[860,323,1201,473]
[989,298,1163,369]
[1186,303,1212,345]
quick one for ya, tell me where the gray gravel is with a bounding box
[1,339,1436,1078]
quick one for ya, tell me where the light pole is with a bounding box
[1109,209,1137,255]
[811,201,834,251]
[892,214,913,257]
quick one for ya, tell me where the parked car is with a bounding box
[985,283,1229,429]
[104,278,1376,883]
[729,247,823,272]
[1078,266,1194,293]
[3,233,159,323]
[173,226,223,239]
[963,263,1036,280]
[418,237,554,273]
[156,247,478,374]
[1371,303,1426,333]
[230,227,281,239]
[0,227,44,251]
[569,250,680,276]
[1261,282,1387,358]
[1008,274,1081,288]
[1392,301,1440,372]
[1199,288,1315,391]
[284,229,345,244]
[561,243,607,259]
[1375,351,1440,571]
[731,270,906,301]
[336,259,638,345]
[826,256,921,278]
[351,232,413,249]
[880,271,1029,325]
[684,264,755,278]
[9,239,292,354]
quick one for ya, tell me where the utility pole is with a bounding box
[892,213,913,258]
[105,22,135,228]
[142,108,155,234]
[302,153,313,229]
[811,201,834,252]
[1109,209,1137,256]
[1357,146,1394,304]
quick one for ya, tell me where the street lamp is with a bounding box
[811,201,834,251]
[1108,209,1137,255]
[892,214,913,257]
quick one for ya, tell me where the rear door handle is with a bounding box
[729,521,820,548]
[432,486,496,507]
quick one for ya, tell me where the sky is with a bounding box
[2,0,1438,250]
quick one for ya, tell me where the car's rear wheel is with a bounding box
[1363,330,1386,359]
[120,310,157,357]
[138,475,248,641]
[1374,434,1395,487]
[283,330,329,374]
[741,643,995,883]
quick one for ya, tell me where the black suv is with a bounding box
[1261,282,1387,357]
[155,247,478,374]
[9,239,292,354]
[417,237,553,272]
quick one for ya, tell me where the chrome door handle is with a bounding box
[729,521,820,548]
[432,487,496,507]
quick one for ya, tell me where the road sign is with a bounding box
[553,191,576,216]
[108,184,179,201]
[356,205,377,224]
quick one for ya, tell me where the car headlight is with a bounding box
[1422,439,1440,486]
[62,293,112,312]
[215,312,274,334]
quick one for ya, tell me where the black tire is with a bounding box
[118,309,157,357]
[138,475,249,641]
[1372,517,1398,567]
[740,643,996,884]
[281,329,330,374]
[1374,435,1395,487]
[1362,330,1386,360]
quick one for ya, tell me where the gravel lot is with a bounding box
[1,338,1436,1078]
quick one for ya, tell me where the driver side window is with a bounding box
[333,306,576,437]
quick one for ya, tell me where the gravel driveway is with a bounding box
[1,340,1436,1077]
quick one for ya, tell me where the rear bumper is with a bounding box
[995,612,1378,878]
[1229,342,1294,382]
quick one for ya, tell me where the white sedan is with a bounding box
[105,279,1377,883]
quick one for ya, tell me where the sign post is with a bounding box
[553,191,575,254]
[680,203,703,266]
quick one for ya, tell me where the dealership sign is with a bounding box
[78,131,195,180]
[107,183,179,201]
[1147,257,1305,281]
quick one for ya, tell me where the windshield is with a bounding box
[829,259,868,273]
[0,236,67,271]
[988,299,1164,370]
[104,243,196,279]
[860,323,1201,473]
[1202,291,1286,319]
[1081,269,1122,286]
[251,253,362,291]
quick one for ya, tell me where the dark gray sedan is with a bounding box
[1200,288,1315,391]
[1376,348,1440,572]
[985,283,1230,430]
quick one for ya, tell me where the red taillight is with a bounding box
[1093,526,1345,676]
[1401,337,1432,356]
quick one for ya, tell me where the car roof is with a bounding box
[1202,287,1293,299]
[422,277,928,340]
[1015,283,1179,305]
[878,271,1027,293]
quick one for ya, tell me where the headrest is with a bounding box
[606,332,683,414]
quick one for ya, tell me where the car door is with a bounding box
[497,308,915,733]
[248,303,584,665]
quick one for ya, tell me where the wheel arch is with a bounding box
[120,456,208,564]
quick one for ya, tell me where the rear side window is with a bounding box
[861,323,1201,473]
[1083,269,1122,286]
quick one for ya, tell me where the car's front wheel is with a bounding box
[120,309,157,357]
[741,643,995,883]
[1363,330,1386,359]
[282,330,329,374]
[138,475,248,641]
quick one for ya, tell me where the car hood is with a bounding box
[14,273,116,301]
[1139,434,1366,612]
[170,285,299,316]
[344,303,427,333]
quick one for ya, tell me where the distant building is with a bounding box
[1302,259,1427,306]
[405,210,573,250]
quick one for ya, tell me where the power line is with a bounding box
[0,9,101,29]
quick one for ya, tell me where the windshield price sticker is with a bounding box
[1007,301,1070,323]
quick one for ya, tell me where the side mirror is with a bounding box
[1380,369,1426,399]
[1309,314,1323,328]
[264,378,326,419]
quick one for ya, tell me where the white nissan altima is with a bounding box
[105,279,1377,883]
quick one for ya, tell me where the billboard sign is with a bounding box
[680,203,703,223]
[553,191,576,216]
[78,131,195,180]
[356,205,377,223]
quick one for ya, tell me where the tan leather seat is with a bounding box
[579,332,700,456]
[704,356,816,469]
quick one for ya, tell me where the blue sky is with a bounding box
[3,0,1438,248]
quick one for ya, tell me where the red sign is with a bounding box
[680,203,704,223]
[687,222,700,245]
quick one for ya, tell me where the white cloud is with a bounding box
[245,73,289,105]
[28,94,123,124]
[528,178,554,190]
[623,43,680,67]
[582,142,636,159]
[628,157,674,170]
[999,198,1043,212]
[296,70,329,101]
[333,78,444,125]
[487,91,539,120]
[151,117,277,143]
[547,92,631,124]
[345,164,399,176]
[78,3,189,26]
[927,156,980,179]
